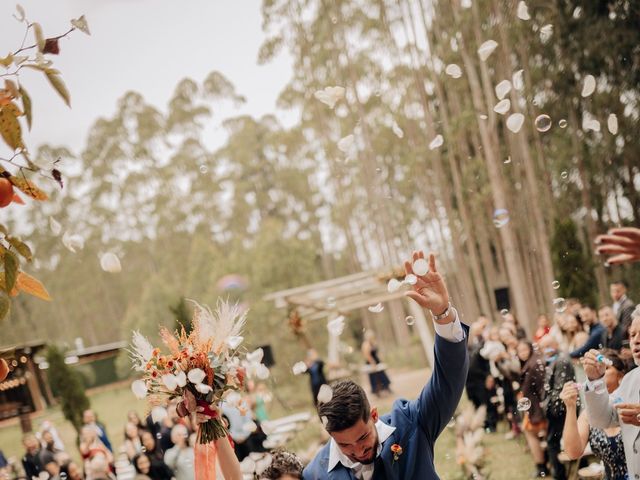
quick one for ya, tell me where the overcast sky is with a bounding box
[0,0,292,153]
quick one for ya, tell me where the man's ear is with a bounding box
[371,407,378,422]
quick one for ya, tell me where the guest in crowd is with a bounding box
[361,330,392,397]
[303,349,328,408]
[123,422,144,461]
[569,306,605,358]
[21,433,45,480]
[610,280,635,347]
[139,431,173,480]
[163,424,194,480]
[82,410,113,453]
[599,305,625,350]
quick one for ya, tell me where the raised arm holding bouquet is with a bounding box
[130,300,266,480]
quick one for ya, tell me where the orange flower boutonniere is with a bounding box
[390,443,403,463]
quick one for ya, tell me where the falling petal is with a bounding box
[292,361,307,375]
[317,384,334,404]
[255,364,270,380]
[493,99,511,115]
[62,232,84,253]
[445,64,463,78]
[477,40,498,61]
[461,0,472,8]
[512,70,524,91]
[495,80,512,100]
[246,348,264,364]
[581,75,596,98]
[392,122,404,138]
[314,86,345,109]
[49,217,62,236]
[387,278,402,293]
[327,316,345,336]
[582,112,601,132]
[506,113,525,133]
[403,274,418,285]
[517,1,530,20]
[337,134,355,153]
[540,24,553,43]
[100,252,121,273]
[368,303,384,313]
[412,258,429,276]
[131,380,147,399]
[607,114,618,135]
[429,134,444,150]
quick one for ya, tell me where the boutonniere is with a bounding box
[390,443,403,463]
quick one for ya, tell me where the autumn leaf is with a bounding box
[0,104,23,150]
[0,54,13,68]
[7,236,32,262]
[19,86,32,130]
[3,251,19,293]
[8,174,48,201]
[4,79,19,98]
[45,70,70,107]
[71,15,90,35]
[15,271,51,301]
[32,22,45,51]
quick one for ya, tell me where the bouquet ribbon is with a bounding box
[194,400,220,480]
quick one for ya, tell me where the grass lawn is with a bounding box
[0,375,535,479]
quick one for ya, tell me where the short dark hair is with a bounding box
[317,380,370,433]
[600,349,633,375]
[611,279,628,289]
[261,450,304,479]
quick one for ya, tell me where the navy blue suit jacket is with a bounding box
[303,325,469,480]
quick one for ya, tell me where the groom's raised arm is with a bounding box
[414,314,469,440]
[403,251,469,441]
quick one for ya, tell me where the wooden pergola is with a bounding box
[263,268,436,368]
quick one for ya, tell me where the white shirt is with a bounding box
[328,420,396,480]
[327,312,464,479]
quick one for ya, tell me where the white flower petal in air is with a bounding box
[581,75,596,98]
[368,303,384,313]
[49,217,62,236]
[317,384,334,404]
[506,113,525,133]
[62,232,84,253]
[517,1,530,20]
[445,64,463,79]
[582,112,601,132]
[161,374,178,391]
[607,114,618,135]
[226,391,242,406]
[175,371,187,387]
[246,348,264,364]
[495,80,512,100]
[314,86,345,109]
[337,134,355,153]
[412,258,429,276]
[477,40,498,62]
[131,380,148,399]
[429,134,444,150]
[540,24,553,43]
[493,99,511,115]
[387,278,402,293]
[512,70,524,91]
[226,336,244,349]
[327,316,345,336]
[403,274,418,285]
[100,252,121,273]
[392,122,404,138]
[461,0,472,8]
[292,361,308,375]
[195,383,212,394]
[187,368,206,385]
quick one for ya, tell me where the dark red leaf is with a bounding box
[51,169,63,188]
[43,39,60,55]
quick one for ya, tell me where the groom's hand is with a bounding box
[404,251,452,324]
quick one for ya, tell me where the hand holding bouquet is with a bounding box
[129,299,269,444]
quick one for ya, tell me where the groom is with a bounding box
[303,251,469,480]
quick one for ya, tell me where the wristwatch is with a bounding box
[431,302,452,321]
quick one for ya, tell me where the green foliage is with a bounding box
[170,297,192,333]
[551,218,598,307]
[45,346,90,432]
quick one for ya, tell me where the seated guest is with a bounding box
[599,305,625,351]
